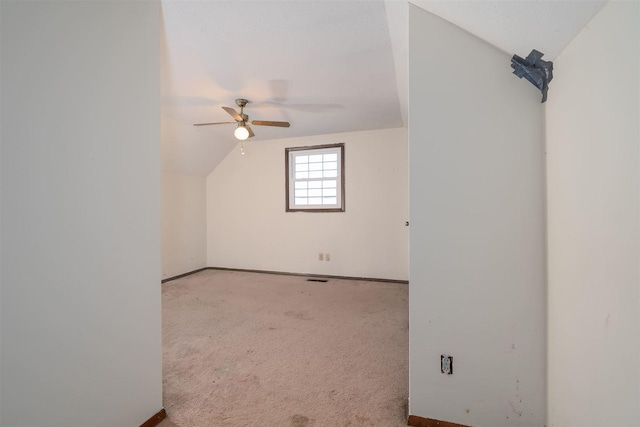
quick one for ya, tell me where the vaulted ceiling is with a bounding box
[161,0,606,176]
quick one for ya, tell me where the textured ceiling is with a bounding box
[161,0,606,176]
[161,0,402,175]
[411,0,606,59]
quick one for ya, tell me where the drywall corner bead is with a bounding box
[511,49,554,103]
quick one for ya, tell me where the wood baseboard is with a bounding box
[208,266,409,284]
[162,266,409,284]
[140,408,166,427]
[161,268,208,283]
[408,415,469,427]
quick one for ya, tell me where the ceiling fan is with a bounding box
[194,98,290,141]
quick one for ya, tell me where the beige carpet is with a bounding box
[157,417,179,427]
[162,269,408,427]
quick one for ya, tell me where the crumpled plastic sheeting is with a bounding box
[511,49,554,103]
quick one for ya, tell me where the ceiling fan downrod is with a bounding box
[236,98,248,120]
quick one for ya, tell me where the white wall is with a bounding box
[207,127,408,281]
[0,2,162,426]
[162,172,207,279]
[0,2,3,419]
[408,5,546,426]
[546,1,640,425]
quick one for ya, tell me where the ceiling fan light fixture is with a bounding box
[234,124,250,141]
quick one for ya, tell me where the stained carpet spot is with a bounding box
[291,414,310,427]
[284,310,313,320]
[355,415,371,424]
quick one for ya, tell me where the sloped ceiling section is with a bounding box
[161,0,402,175]
[410,0,606,60]
[161,0,606,176]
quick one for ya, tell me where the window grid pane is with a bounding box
[292,177,336,205]
[324,161,337,171]
[292,179,340,205]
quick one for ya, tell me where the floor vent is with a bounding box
[307,278,329,282]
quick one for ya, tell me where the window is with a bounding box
[285,143,345,212]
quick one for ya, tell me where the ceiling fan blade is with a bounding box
[222,106,242,121]
[193,121,236,126]
[251,100,343,112]
[246,125,255,138]
[251,120,290,128]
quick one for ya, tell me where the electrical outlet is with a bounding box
[325,253,330,261]
[318,253,324,261]
[441,355,453,375]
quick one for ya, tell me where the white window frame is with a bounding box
[285,143,345,212]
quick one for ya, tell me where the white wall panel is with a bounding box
[409,5,546,425]
[207,128,408,281]
[0,2,162,425]
[546,2,640,425]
